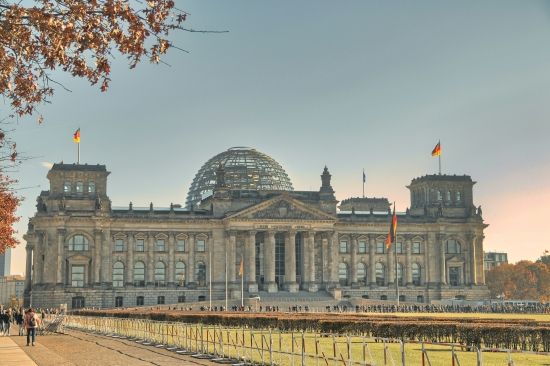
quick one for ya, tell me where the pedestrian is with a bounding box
[24,308,41,346]
[15,310,24,336]
[0,310,8,336]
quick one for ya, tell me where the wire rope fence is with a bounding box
[61,315,550,366]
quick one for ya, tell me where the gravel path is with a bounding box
[10,329,220,366]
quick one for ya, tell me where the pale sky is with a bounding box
[6,1,550,275]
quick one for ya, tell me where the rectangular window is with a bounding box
[339,241,348,254]
[88,182,96,193]
[456,191,461,201]
[196,239,205,252]
[115,239,124,252]
[156,239,165,252]
[396,242,404,254]
[136,296,144,306]
[176,239,185,252]
[135,239,145,252]
[115,296,123,307]
[177,295,186,303]
[71,265,85,287]
[412,242,422,254]
[157,296,165,305]
[64,181,72,193]
[358,241,368,254]
[376,242,385,254]
[76,181,83,193]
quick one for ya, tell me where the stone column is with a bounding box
[33,233,43,285]
[247,231,258,293]
[476,235,485,285]
[350,236,358,287]
[321,235,329,286]
[56,229,65,286]
[147,233,155,286]
[264,231,277,292]
[307,231,317,292]
[406,236,413,286]
[329,232,339,287]
[127,233,134,286]
[285,231,298,292]
[387,240,394,285]
[94,229,102,285]
[168,233,175,286]
[188,234,195,286]
[369,235,376,286]
[465,233,473,285]
[101,229,112,285]
[439,234,447,285]
[24,244,33,295]
[228,231,237,285]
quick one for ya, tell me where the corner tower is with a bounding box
[407,174,476,218]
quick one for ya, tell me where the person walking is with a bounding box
[24,308,41,346]
[15,310,24,336]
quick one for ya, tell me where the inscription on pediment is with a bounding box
[251,200,317,220]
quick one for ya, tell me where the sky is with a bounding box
[5,0,550,275]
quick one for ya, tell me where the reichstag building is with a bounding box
[23,147,489,309]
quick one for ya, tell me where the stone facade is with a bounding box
[24,161,489,309]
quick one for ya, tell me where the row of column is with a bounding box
[226,230,339,293]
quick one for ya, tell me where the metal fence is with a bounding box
[61,315,550,366]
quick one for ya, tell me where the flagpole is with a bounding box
[394,202,399,307]
[209,249,212,310]
[362,169,365,198]
[438,140,441,175]
[225,243,228,310]
[77,142,80,164]
[241,254,244,308]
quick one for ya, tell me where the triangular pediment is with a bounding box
[447,255,464,264]
[227,195,335,221]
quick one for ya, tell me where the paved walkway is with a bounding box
[2,327,219,366]
[0,336,38,366]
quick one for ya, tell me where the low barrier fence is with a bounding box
[62,315,550,366]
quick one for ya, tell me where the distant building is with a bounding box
[0,249,11,276]
[484,251,508,273]
[0,275,25,308]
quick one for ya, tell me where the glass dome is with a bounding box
[186,147,294,207]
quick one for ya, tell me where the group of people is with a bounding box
[0,306,43,346]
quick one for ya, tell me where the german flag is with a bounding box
[73,128,81,143]
[431,141,441,157]
[385,204,397,250]
[238,255,244,277]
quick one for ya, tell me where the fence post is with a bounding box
[476,347,482,366]
[507,350,513,366]
[401,340,406,366]
[347,335,351,366]
[451,345,455,366]
[302,331,306,366]
[270,328,274,366]
[292,331,295,366]
[421,342,425,366]
[384,339,388,366]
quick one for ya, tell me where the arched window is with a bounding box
[196,261,206,287]
[446,191,451,201]
[357,262,367,286]
[338,262,349,286]
[113,261,124,287]
[437,190,443,201]
[446,239,461,254]
[397,263,404,286]
[68,235,89,251]
[175,261,186,287]
[375,262,385,286]
[412,263,421,286]
[456,191,461,202]
[134,261,145,287]
[155,262,166,286]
